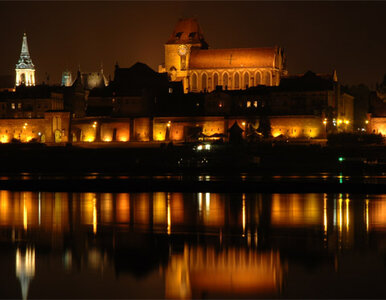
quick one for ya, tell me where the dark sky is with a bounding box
[0,1,385,88]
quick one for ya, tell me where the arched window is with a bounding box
[20,73,26,85]
[234,72,240,89]
[223,73,228,89]
[263,71,271,86]
[255,72,261,86]
[244,73,249,89]
[213,73,219,88]
[201,73,207,91]
[192,73,197,91]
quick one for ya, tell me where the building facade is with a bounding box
[159,18,287,93]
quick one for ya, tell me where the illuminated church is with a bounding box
[159,18,287,93]
[15,33,35,87]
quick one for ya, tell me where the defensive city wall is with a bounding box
[0,114,327,144]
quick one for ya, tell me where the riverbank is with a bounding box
[0,142,384,173]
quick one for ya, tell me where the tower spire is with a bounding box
[21,33,30,57]
[15,33,35,86]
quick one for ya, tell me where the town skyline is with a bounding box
[0,1,385,88]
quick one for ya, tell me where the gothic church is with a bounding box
[159,18,287,93]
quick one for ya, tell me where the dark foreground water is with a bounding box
[0,191,386,299]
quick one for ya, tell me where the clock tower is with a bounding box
[159,18,208,93]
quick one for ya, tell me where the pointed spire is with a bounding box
[16,33,34,70]
[21,33,30,57]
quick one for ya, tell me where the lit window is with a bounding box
[168,88,173,94]
[18,103,22,109]
[254,101,258,107]
[246,101,251,108]
[11,103,15,110]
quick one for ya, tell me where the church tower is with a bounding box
[159,18,208,93]
[15,33,35,87]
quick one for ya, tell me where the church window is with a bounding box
[189,32,196,39]
[255,72,261,85]
[201,73,207,91]
[263,72,271,85]
[213,73,219,88]
[223,73,229,89]
[192,73,198,91]
[175,32,182,39]
[234,73,240,89]
[244,73,249,89]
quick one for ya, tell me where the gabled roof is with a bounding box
[278,71,335,92]
[189,47,277,69]
[113,62,171,95]
[166,18,208,48]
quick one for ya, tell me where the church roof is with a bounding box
[16,33,34,70]
[189,47,277,69]
[166,18,208,47]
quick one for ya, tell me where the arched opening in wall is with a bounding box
[223,73,229,90]
[213,73,219,89]
[192,73,198,91]
[263,72,271,86]
[54,129,62,143]
[255,72,261,86]
[234,72,240,89]
[202,73,207,91]
[244,73,249,89]
[20,73,26,85]
[40,134,46,143]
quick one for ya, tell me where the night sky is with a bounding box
[0,1,385,88]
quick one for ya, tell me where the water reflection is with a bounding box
[16,246,35,300]
[0,192,385,298]
[165,245,282,299]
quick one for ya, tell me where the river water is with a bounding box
[0,191,385,298]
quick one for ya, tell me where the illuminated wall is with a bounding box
[0,112,69,143]
[72,123,97,142]
[0,119,47,143]
[133,118,151,141]
[154,117,226,142]
[369,117,386,136]
[100,122,130,142]
[270,116,325,138]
